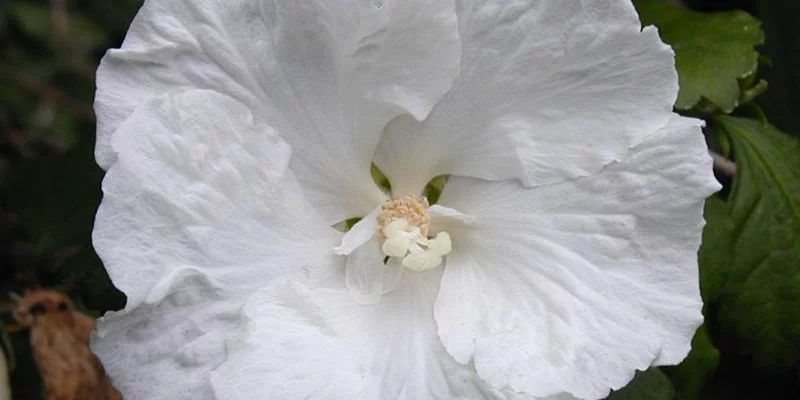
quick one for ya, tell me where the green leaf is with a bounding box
[423,175,449,205]
[604,368,675,400]
[635,0,764,112]
[7,2,107,52]
[370,163,391,193]
[6,137,102,254]
[663,325,720,400]
[701,116,800,370]
[7,3,51,43]
[64,13,108,52]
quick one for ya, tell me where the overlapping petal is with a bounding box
[433,116,720,399]
[94,90,340,309]
[344,238,406,304]
[92,268,242,400]
[95,0,461,223]
[375,0,678,196]
[210,271,498,400]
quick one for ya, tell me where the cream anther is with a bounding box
[378,195,430,237]
[377,196,452,271]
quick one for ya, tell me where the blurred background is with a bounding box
[0,0,797,398]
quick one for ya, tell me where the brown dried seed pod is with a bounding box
[11,290,121,400]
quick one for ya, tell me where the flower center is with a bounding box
[377,195,452,271]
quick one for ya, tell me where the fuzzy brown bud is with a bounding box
[12,290,121,400]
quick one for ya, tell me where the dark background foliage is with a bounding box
[0,0,797,398]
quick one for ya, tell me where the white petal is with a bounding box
[209,271,496,400]
[94,90,340,309]
[334,206,383,256]
[345,237,405,304]
[91,268,243,400]
[383,257,407,295]
[429,204,476,221]
[434,116,720,399]
[375,0,678,195]
[95,0,460,224]
[429,204,477,233]
[350,0,462,121]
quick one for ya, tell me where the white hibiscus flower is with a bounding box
[90,0,721,399]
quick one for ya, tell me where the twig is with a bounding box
[710,151,737,177]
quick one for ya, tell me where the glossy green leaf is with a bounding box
[636,0,764,112]
[664,325,720,400]
[604,368,675,400]
[701,116,800,370]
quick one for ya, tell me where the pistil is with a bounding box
[377,195,452,271]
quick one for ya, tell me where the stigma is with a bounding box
[377,195,452,271]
